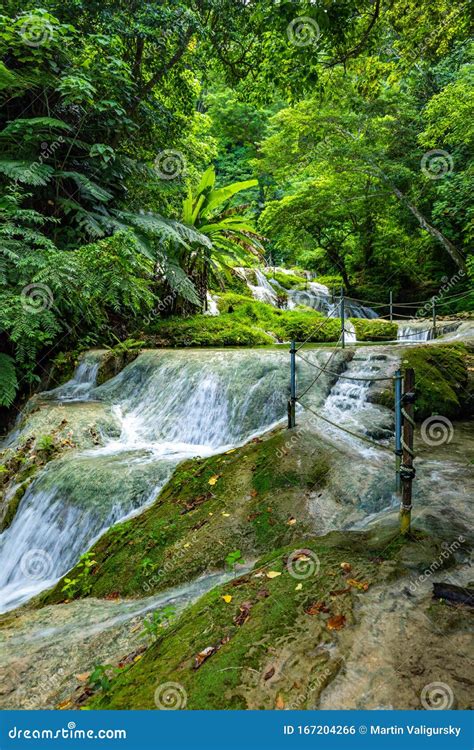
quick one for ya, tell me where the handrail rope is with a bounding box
[298,400,391,452]
[296,351,395,382]
[327,288,473,308]
[297,336,343,399]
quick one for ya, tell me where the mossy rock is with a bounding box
[96,350,140,386]
[0,479,31,532]
[400,343,471,420]
[85,526,433,710]
[351,319,398,342]
[262,270,306,289]
[39,430,332,604]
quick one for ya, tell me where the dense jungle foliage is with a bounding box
[0,0,472,409]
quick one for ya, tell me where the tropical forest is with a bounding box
[0,0,473,716]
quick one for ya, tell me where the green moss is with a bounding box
[146,296,343,347]
[39,431,330,605]
[351,318,398,341]
[86,528,414,710]
[401,343,470,420]
[262,270,306,289]
[148,313,274,347]
[0,480,30,532]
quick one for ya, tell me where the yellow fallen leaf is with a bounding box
[208,475,219,485]
[133,654,143,662]
[208,512,213,516]
[183,543,191,548]
[222,595,232,603]
[222,512,230,517]
[253,571,265,578]
[295,583,303,591]
[225,449,236,454]
[287,517,297,525]
[275,694,285,709]
[266,571,282,579]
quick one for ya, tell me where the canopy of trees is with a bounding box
[0,0,472,407]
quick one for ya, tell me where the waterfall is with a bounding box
[43,350,103,401]
[204,293,220,316]
[235,267,377,319]
[397,325,432,342]
[2,348,330,613]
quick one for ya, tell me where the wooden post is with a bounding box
[288,340,296,428]
[389,290,393,322]
[340,288,345,349]
[394,369,403,494]
[400,367,416,535]
[432,298,437,339]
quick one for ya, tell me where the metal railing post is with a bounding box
[394,369,403,494]
[340,288,345,349]
[389,290,393,322]
[288,340,296,428]
[432,298,437,339]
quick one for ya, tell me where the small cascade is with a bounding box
[321,353,394,444]
[344,320,357,344]
[397,324,432,342]
[236,267,378,319]
[44,351,103,401]
[204,293,220,316]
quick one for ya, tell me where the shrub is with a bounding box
[351,318,398,341]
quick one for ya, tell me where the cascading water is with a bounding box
[43,351,102,401]
[0,348,342,613]
[235,267,378,319]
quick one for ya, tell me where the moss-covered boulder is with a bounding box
[351,319,398,341]
[39,430,331,604]
[401,343,472,420]
[86,527,438,710]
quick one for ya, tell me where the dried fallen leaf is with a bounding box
[76,673,90,683]
[264,667,275,681]
[250,489,258,497]
[208,475,219,485]
[305,601,330,615]
[295,583,303,591]
[234,601,253,626]
[287,517,296,525]
[222,594,232,603]
[330,587,351,596]
[275,694,285,709]
[222,512,230,517]
[193,645,217,669]
[225,449,236,454]
[257,588,270,599]
[347,578,369,591]
[327,614,346,630]
[340,562,352,573]
[266,571,282,579]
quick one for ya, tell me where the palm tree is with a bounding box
[181,166,264,307]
